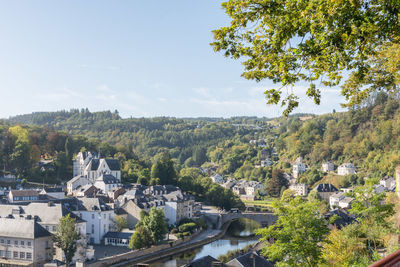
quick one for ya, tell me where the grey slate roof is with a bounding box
[68,175,90,184]
[0,202,85,224]
[314,183,339,192]
[10,190,39,197]
[0,217,51,239]
[87,159,100,171]
[105,159,120,171]
[74,197,112,211]
[43,187,64,193]
[96,174,120,184]
[227,252,274,267]
[185,255,225,267]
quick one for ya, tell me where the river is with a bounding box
[148,218,261,267]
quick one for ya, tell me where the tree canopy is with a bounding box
[52,214,81,267]
[256,196,328,266]
[212,0,400,115]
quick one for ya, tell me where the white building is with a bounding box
[93,174,122,194]
[73,152,99,177]
[321,161,335,173]
[8,190,39,203]
[0,217,53,266]
[293,162,306,179]
[329,192,345,209]
[380,176,396,190]
[245,181,264,196]
[289,183,308,196]
[67,175,92,195]
[84,159,121,183]
[104,232,133,247]
[261,159,273,167]
[71,197,115,244]
[0,202,91,263]
[210,174,225,184]
[337,163,356,176]
[338,197,353,209]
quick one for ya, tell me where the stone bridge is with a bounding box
[220,211,277,228]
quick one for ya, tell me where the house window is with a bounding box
[13,251,18,258]
[92,214,95,219]
[104,214,106,219]
[20,241,24,246]
[52,226,56,232]
[0,239,3,244]
[20,252,25,259]
[27,241,31,247]
[6,251,10,258]
[26,252,32,259]
[91,224,94,234]
[0,250,3,257]
[14,240,18,246]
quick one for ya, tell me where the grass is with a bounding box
[312,173,343,189]
[243,198,276,207]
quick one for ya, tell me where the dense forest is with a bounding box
[6,91,400,193]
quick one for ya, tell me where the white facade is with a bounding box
[337,163,356,176]
[67,176,91,195]
[73,152,99,177]
[329,192,345,209]
[85,159,121,183]
[164,202,177,225]
[261,159,273,167]
[73,209,114,244]
[245,182,264,196]
[322,162,335,173]
[338,197,353,209]
[93,175,122,194]
[293,163,306,178]
[380,176,396,189]
[289,183,308,196]
[211,174,225,184]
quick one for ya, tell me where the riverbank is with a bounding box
[77,223,229,267]
[111,223,232,267]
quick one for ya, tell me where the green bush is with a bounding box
[178,222,197,233]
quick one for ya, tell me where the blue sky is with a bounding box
[0,0,346,118]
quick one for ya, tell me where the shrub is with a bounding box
[178,222,197,233]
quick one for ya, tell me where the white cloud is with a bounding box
[193,87,211,97]
[96,84,114,93]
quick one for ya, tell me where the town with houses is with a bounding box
[0,147,397,267]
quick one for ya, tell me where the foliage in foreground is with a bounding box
[212,0,400,115]
[256,195,328,266]
[52,214,81,267]
[129,207,168,250]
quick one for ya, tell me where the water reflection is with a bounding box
[148,219,261,267]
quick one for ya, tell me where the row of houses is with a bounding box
[209,173,265,200]
[0,151,201,266]
[294,159,357,178]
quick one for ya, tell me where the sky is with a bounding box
[0,0,346,119]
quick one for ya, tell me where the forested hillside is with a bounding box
[7,92,400,190]
[9,109,276,165]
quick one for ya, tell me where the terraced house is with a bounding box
[0,217,53,266]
